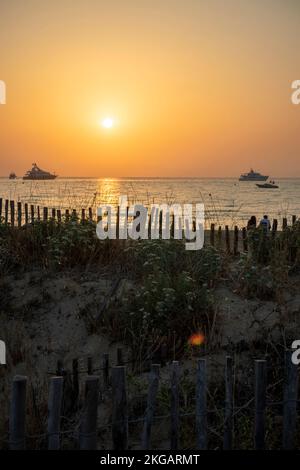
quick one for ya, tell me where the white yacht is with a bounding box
[23,163,57,180]
[239,168,268,181]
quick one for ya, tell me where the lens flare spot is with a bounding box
[188,333,205,347]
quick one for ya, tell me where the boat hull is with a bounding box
[239,175,268,181]
[256,183,278,189]
[23,175,57,180]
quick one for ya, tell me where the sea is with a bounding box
[0,177,299,228]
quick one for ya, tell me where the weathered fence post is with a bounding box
[225,225,230,253]
[282,217,287,230]
[171,361,180,450]
[148,212,152,239]
[30,205,35,224]
[142,364,160,450]
[160,343,168,367]
[242,227,248,252]
[210,223,215,246]
[57,209,62,223]
[223,356,233,450]
[17,202,22,227]
[0,198,2,221]
[217,226,222,247]
[170,213,175,238]
[87,356,93,375]
[196,359,207,450]
[112,366,128,450]
[102,353,110,389]
[234,226,239,255]
[272,219,278,237]
[10,200,15,227]
[72,358,79,406]
[37,206,41,221]
[292,215,297,225]
[51,208,56,220]
[47,376,64,450]
[24,203,29,225]
[5,199,8,224]
[88,207,93,221]
[9,375,27,450]
[159,210,163,237]
[116,206,120,237]
[282,350,298,449]
[117,347,124,366]
[254,360,267,450]
[81,208,86,223]
[79,376,100,450]
[43,207,48,221]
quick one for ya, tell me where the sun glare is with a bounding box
[101,117,114,129]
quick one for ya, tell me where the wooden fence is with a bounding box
[0,197,95,227]
[2,350,299,450]
[0,197,298,253]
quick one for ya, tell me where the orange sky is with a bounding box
[0,0,299,177]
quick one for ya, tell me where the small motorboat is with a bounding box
[256,181,279,189]
[9,172,17,179]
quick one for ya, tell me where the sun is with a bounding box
[101,117,114,129]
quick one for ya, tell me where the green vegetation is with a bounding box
[0,217,299,449]
[235,223,300,300]
[101,241,222,363]
[0,218,299,359]
[0,217,115,270]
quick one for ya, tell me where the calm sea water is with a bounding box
[0,177,299,228]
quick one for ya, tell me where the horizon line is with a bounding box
[0,175,299,180]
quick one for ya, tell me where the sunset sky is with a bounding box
[0,0,299,177]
